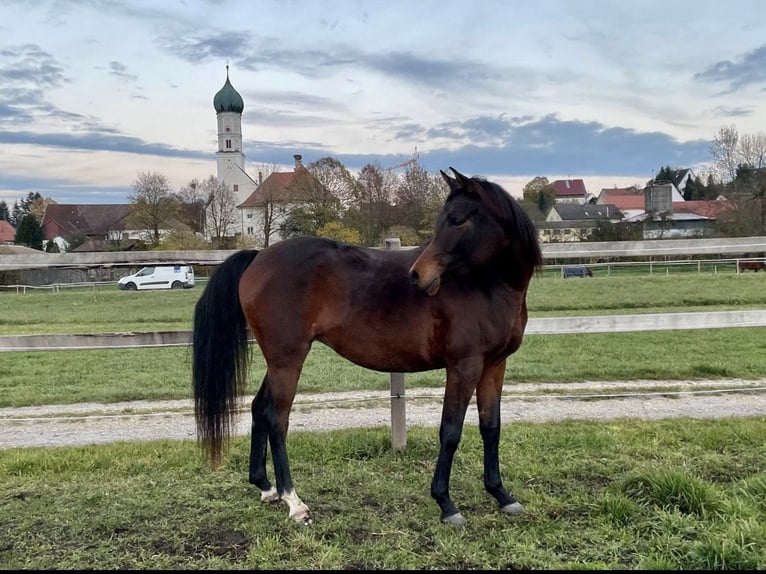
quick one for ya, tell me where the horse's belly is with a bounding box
[317,330,441,373]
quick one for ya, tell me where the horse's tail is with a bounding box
[192,249,259,466]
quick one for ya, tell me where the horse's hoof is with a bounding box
[501,501,524,516]
[291,511,313,526]
[441,512,467,526]
[260,489,280,504]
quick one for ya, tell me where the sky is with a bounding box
[1,0,765,208]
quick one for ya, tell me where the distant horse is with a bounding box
[738,260,766,273]
[563,266,593,278]
[192,168,543,526]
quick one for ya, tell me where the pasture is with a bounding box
[1,273,766,407]
[2,419,765,569]
[1,270,766,568]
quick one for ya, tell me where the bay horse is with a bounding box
[192,168,543,526]
[738,260,766,272]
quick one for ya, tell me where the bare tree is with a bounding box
[177,178,207,205]
[201,175,237,244]
[308,156,357,208]
[710,125,740,183]
[128,171,180,247]
[738,131,766,170]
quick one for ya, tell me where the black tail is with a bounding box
[192,249,259,466]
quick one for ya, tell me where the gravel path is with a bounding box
[2,378,765,450]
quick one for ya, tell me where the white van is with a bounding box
[118,264,195,291]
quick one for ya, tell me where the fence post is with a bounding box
[384,237,407,451]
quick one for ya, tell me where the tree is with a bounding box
[348,162,397,246]
[522,176,550,203]
[710,125,740,183]
[0,201,10,221]
[15,213,43,250]
[29,195,56,223]
[307,156,356,209]
[200,175,237,246]
[128,171,181,247]
[520,176,555,218]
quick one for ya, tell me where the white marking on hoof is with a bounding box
[501,501,524,516]
[441,512,467,526]
[282,489,312,525]
[260,487,280,504]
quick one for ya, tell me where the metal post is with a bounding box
[384,237,406,451]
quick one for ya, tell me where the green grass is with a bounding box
[2,273,766,334]
[2,326,766,407]
[1,417,765,569]
[1,273,765,407]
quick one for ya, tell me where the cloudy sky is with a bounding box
[1,0,765,207]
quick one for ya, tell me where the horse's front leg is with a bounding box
[476,359,523,517]
[432,360,482,526]
[249,384,279,503]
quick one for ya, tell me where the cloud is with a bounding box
[694,44,766,92]
[108,60,138,83]
[0,44,69,87]
[0,130,210,159]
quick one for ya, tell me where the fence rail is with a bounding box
[3,310,766,352]
[2,236,766,270]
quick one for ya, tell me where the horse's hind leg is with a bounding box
[476,360,523,517]
[249,384,279,503]
[265,360,313,525]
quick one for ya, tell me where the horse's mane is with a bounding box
[470,177,544,276]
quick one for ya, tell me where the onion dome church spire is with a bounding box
[213,64,244,113]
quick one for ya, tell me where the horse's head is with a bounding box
[409,167,542,296]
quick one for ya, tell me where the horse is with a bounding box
[738,260,766,273]
[563,265,593,278]
[192,167,543,526]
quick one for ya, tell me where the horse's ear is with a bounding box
[450,168,476,193]
[440,169,461,192]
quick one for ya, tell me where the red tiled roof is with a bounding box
[0,220,15,243]
[672,200,733,219]
[600,192,645,210]
[238,168,323,208]
[42,204,132,240]
[599,186,641,196]
[550,179,587,197]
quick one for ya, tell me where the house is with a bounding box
[538,203,623,242]
[41,202,205,252]
[238,154,327,245]
[620,184,719,239]
[42,204,134,251]
[0,220,15,244]
[550,179,589,205]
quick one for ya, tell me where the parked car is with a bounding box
[118,265,195,290]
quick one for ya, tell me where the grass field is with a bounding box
[1,273,765,407]
[2,418,765,569]
[2,270,766,569]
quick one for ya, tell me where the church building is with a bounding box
[211,67,325,246]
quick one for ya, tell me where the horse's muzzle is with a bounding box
[409,268,441,296]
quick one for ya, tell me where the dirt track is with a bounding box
[2,378,765,450]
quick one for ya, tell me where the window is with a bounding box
[247,227,254,235]
[246,213,253,219]
[233,184,238,191]
[225,139,231,149]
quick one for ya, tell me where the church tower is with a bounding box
[212,66,257,237]
[213,65,246,182]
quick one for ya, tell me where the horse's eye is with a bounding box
[448,214,467,227]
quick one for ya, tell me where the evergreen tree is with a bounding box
[15,214,44,250]
[0,200,9,221]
